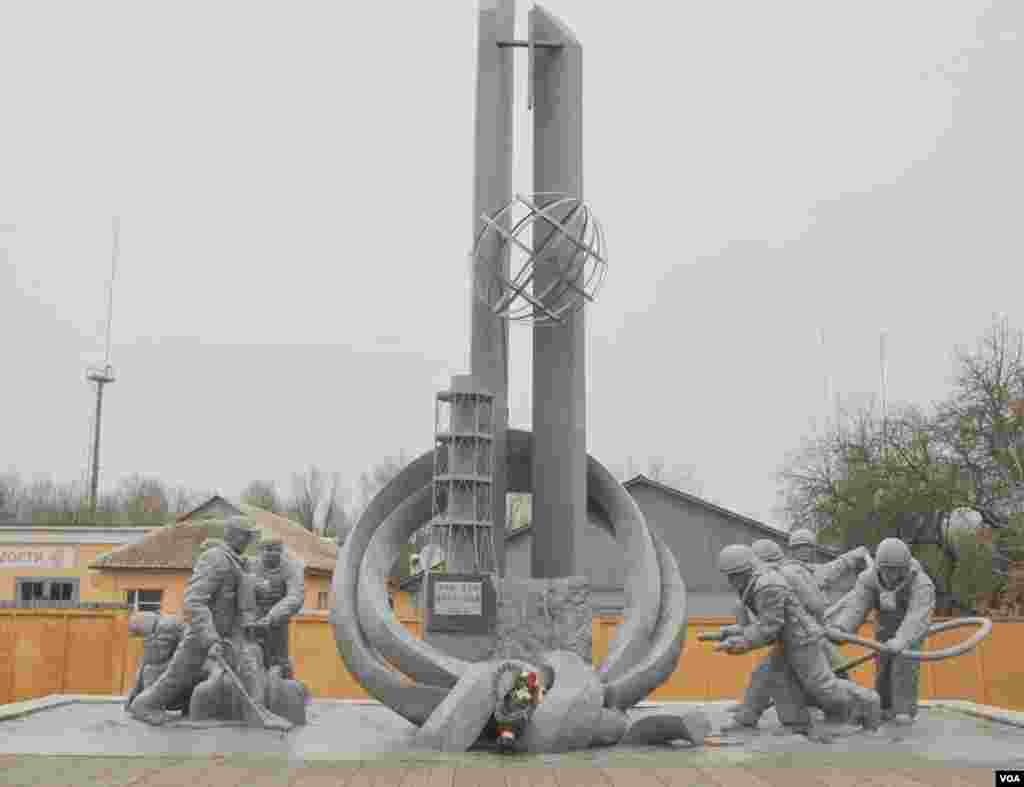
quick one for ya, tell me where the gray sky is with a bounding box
[1,1,1021,527]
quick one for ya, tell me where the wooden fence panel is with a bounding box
[63,613,129,695]
[976,617,1024,709]
[0,612,14,705]
[121,632,144,695]
[289,615,369,700]
[2,609,1023,711]
[8,613,66,703]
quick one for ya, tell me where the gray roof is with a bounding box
[622,475,839,557]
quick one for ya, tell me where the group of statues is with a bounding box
[120,515,944,744]
[714,529,936,740]
[125,517,309,730]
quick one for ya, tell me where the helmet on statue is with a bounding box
[875,537,912,590]
[789,528,816,548]
[752,539,784,564]
[875,538,911,568]
[718,544,756,576]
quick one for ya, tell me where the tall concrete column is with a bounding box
[468,0,514,576]
[530,5,585,579]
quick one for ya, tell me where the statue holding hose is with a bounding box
[714,544,883,735]
[831,537,935,722]
[707,536,992,738]
[723,539,853,733]
[788,528,873,609]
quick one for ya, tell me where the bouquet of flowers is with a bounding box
[493,666,545,751]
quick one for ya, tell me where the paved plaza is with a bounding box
[0,697,1021,785]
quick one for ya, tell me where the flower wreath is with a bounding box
[492,664,545,749]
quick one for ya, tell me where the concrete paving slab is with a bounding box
[0,696,1022,774]
[0,757,1007,787]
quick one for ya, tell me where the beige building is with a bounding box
[0,525,154,607]
[89,496,339,615]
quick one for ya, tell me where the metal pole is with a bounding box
[89,380,105,513]
[880,330,888,458]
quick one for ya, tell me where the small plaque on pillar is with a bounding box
[425,572,496,635]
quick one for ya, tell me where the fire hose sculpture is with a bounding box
[699,537,993,736]
[699,617,993,663]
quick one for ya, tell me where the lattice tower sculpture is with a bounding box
[472,192,607,326]
[428,375,498,576]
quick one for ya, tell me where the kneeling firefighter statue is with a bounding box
[713,544,883,733]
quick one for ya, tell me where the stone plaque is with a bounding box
[425,572,496,635]
[434,580,483,616]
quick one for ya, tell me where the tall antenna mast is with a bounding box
[86,217,119,514]
[880,329,888,456]
[819,328,832,428]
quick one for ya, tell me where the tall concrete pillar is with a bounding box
[530,5,585,579]
[468,0,514,576]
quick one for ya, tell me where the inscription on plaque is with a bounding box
[424,572,496,634]
[434,581,482,616]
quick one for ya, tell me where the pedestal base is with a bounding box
[421,576,592,666]
[490,576,592,665]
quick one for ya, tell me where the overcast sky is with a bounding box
[1,1,1021,528]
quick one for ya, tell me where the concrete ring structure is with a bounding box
[331,428,688,729]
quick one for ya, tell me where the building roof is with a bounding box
[398,475,839,589]
[0,525,156,545]
[622,474,839,556]
[89,497,337,574]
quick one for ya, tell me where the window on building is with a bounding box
[16,578,79,606]
[317,591,329,610]
[126,589,163,613]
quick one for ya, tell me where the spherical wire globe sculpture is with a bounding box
[471,193,607,326]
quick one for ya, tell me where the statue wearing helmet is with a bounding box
[726,540,848,730]
[788,528,874,609]
[714,544,881,735]
[128,516,261,725]
[831,537,935,721]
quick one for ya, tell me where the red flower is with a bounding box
[526,672,538,690]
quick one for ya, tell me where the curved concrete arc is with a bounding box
[330,450,451,726]
[583,453,661,683]
[603,529,688,710]
[357,484,469,689]
[331,428,686,722]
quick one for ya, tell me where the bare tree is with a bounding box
[114,475,172,523]
[240,480,282,513]
[167,485,212,517]
[0,471,209,525]
[6,476,89,523]
[349,453,410,526]
[932,315,1024,530]
[287,466,345,535]
[0,472,22,520]
[644,457,704,497]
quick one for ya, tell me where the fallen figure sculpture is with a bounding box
[413,650,711,754]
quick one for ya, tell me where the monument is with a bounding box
[125,522,309,730]
[330,1,703,753]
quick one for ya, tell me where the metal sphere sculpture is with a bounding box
[472,193,607,326]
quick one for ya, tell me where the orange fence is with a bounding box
[2,608,1022,711]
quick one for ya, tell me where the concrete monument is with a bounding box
[330,1,699,754]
